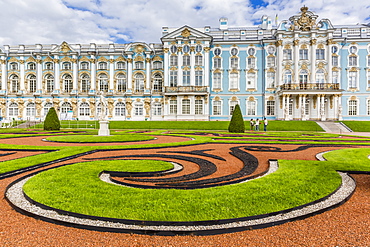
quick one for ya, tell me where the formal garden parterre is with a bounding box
[0,122,370,244]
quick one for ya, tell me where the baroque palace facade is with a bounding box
[1,7,370,121]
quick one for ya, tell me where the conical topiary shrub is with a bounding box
[228,104,245,133]
[44,107,60,130]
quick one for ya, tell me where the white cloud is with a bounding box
[0,0,369,46]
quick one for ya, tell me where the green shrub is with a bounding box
[43,107,60,130]
[228,104,245,133]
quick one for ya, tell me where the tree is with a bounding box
[228,104,245,133]
[44,107,60,130]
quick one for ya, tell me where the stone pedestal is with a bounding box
[98,120,110,136]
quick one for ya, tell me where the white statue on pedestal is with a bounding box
[99,93,107,121]
[98,93,110,136]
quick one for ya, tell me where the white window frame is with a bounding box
[213,100,222,115]
[348,100,358,116]
[182,99,191,115]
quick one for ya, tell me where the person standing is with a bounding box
[264,118,268,131]
[250,118,254,131]
[255,118,260,131]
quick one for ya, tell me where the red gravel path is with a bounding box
[0,139,369,246]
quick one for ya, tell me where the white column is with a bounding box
[190,46,195,86]
[294,40,299,83]
[178,49,183,86]
[90,57,96,90]
[1,60,7,90]
[301,94,306,120]
[127,55,133,91]
[20,59,25,91]
[109,58,114,91]
[317,95,321,119]
[145,55,151,90]
[333,94,338,120]
[276,41,283,87]
[72,58,78,90]
[54,58,60,90]
[36,59,42,92]
[327,41,332,84]
[204,47,210,86]
[310,39,317,83]
[164,48,169,87]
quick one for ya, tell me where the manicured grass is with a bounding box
[46,134,155,143]
[24,159,342,221]
[341,121,370,132]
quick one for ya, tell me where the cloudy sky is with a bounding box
[1,0,369,46]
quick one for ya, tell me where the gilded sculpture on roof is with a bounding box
[290,6,317,31]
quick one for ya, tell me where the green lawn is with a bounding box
[341,121,370,132]
[46,134,155,143]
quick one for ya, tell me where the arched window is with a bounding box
[116,73,126,92]
[316,69,325,84]
[135,61,144,70]
[63,74,73,92]
[213,72,221,89]
[98,74,108,92]
[43,102,53,116]
[45,74,54,93]
[27,62,36,70]
[182,99,190,114]
[80,62,89,70]
[230,72,238,89]
[80,74,90,92]
[153,73,163,92]
[152,102,162,116]
[247,100,256,115]
[115,102,125,116]
[10,74,19,93]
[284,70,292,84]
[45,62,54,70]
[62,62,71,70]
[79,102,90,116]
[26,102,35,117]
[10,62,19,70]
[61,102,72,114]
[169,99,177,115]
[153,61,162,69]
[28,75,36,93]
[9,103,18,117]
[98,62,107,70]
[134,73,144,93]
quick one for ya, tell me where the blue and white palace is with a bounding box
[1,7,370,121]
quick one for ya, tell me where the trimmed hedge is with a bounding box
[43,107,61,131]
[228,104,245,133]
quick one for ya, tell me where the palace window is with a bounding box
[195,99,203,115]
[170,45,177,54]
[213,57,221,69]
[247,57,255,68]
[10,62,19,70]
[116,73,126,92]
[332,71,339,84]
[153,73,163,92]
[63,74,73,93]
[79,102,90,116]
[98,74,109,92]
[152,102,162,116]
[27,62,36,70]
[367,71,370,88]
[367,100,370,115]
[283,49,292,60]
[230,57,238,69]
[248,48,256,56]
[183,55,190,66]
[61,102,72,114]
[332,55,338,67]
[267,72,275,88]
[299,49,308,60]
[45,62,54,70]
[9,103,18,117]
[28,75,36,93]
[229,72,238,89]
[182,70,190,86]
[246,72,256,89]
[267,46,276,55]
[284,70,292,84]
[80,74,90,92]
[213,72,221,89]
[349,46,357,54]
[299,70,308,84]
[169,100,177,114]
[195,45,202,53]
[43,102,53,116]
[266,100,275,116]
[348,100,357,115]
[152,61,162,69]
[195,55,202,66]
[26,103,35,117]
[183,45,190,53]
[267,56,275,67]
[195,70,203,86]
[349,56,357,67]
[170,70,177,87]
[182,99,190,114]
[247,100,256,115]
[134,102,143,116]
[229,101,238,115]
[116,62,126,70]
[62,62,71,70]
[98,62,107,70]
[349,71,357,88]
[170,55,178,66]
[316,48,325,60]
[10,74,19,93]
[305,99,310,116]
[135,61,144,70]
[134,73,144,92]
[115,102,125,116]
[316,69,325,84]
[213,100,221,115]
[214,48,221,56]
[80,62,89,70]
[230,48,238,56]
[367,56,370,67]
